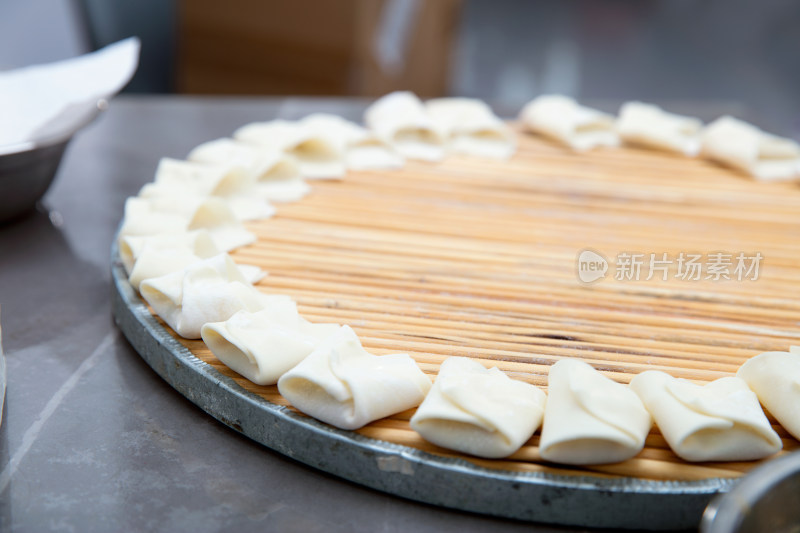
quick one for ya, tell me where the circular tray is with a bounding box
[111,245,733,530]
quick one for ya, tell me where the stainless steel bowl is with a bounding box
[701,451,800,533]
[0,100,104,224]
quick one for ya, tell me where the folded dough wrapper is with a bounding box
[140,254,283,339]
[202,307,340,386]
[127,230,220,290]
[188,137,292,176]
[278,325,431,430]
[631,371,781,462]
[126,230,263,289]
[300,113,369,152]
[539,359,651,465]
[234,120,346,179]
[118,197,187,240]
[154,157,256,195]
[187,138,309,202]
[425,97,517,160]
[410,356,546,458]
[301,113,404,170]
[519,94,619,152]
[701,116,800,181]
[738,350,800,441]
[119,197,256,252]
[139,185,275,223]
[364,91,447,162]
[140,159,275,222]
[617,101,702,156]
[120,229,215,274]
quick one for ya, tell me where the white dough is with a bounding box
[187,138,309,202]
[701,116,800,181]
[253,176,310,203]
[234,120,346,179]
[138,185,274,223]
[126,230,219,290]
[519,95,619,151]
[202,307,340,386]
[140,254,281,339]
[123,231,263,290]
[617,102,702,156]
[425,98,517,159]
[410,357,546,458]
[139,158,276,222]
[539,359,651,465]
[301,113,404,170]
[119,230,217,275]
[737,350,800,441]
[364,91,447,162]
[630,371,782,462]
[235,264,266,285]
[152,157,255,196]
[118,196,187,239]
[277,325,432,430]
[130,248,206,291]
[119,197,256,252]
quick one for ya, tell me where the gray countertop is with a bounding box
[0,96,674,533]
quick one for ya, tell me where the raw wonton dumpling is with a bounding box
[425,98,516,159]
[617,102,702,156]
[202,307,340,385]
[235,264,266,285]
[140,254,282,339]
[187,138,309,202]
[539,359,651,465]
[138,186,274,223]
[300,113,404,170]
[126,230,219,290]
[150,157,255,196]
[119,196,256,252]
[277,325,432,430]
[123,229,264,290]
[120,230,216,274]
[519,95,619,151]
[630,371,782,462]
[234,120,346,179]
[410,357,546,458]
[701,116,800,181]
[364,91,447,162]
[118,196,187,239]
[737,350,800,440]
[139,158,275,222]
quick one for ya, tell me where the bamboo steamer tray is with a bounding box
[111,131,800,530]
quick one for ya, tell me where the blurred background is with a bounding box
[1,0,798,135]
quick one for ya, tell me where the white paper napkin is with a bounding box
[0,37,140,151]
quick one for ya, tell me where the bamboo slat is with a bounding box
[179,132,800,481]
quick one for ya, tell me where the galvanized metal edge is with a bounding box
[110,243,736,530]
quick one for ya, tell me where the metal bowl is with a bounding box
[0,100,105,224]
[701,451,800,533]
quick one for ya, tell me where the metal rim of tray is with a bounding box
[110,241,737,530]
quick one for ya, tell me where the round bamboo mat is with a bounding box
[179,131,800,482]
